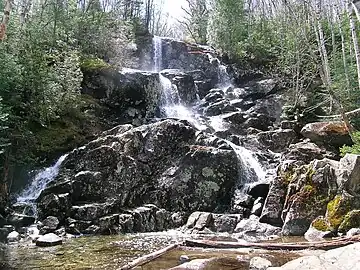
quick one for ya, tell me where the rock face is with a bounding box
[36,119,242,234]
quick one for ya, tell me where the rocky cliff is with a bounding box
[3,36,360,242]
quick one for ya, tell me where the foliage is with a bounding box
[341,131,360,156]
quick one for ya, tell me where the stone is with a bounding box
[304,217,334,242]
[234,215,281,241]
[338,210,360,233]
[179,255,190,264]
[285,141,326,163]
[260,177,287,227]
[40,216,60,233]
[249,257,272,270]
[7,213,35,228]
[301,121,352,147]
[232,194,254,209]
[281,159,338,236]
[247,184,270,199]
[212,214,242,233]
[257,129,298,152]
[269,242,360,269]
[7,231,20,243]
[337,154,360,194]
[36,233,62,247]
[168,259,214,270]
[346,228,360,237]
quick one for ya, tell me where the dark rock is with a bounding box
[285,141,326,163]
[247,184,270,199]
[7,213,35,229]
[301,121,353,147]
[257,129,298,152]
[36,233,62,247]
[40,216,60,234]
[161,69,197,104]
[212,214,242,233]
[243,114,272,131]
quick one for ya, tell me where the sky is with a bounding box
[158,0,187,23]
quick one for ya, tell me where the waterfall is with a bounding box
[153,36,163,72]
[16,154,68,215]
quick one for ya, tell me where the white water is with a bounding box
[17,154,68,213]
[153,36,163,72]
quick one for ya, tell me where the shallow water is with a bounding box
[0,232,303,270]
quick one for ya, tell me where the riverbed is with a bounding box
[0,231,309,269]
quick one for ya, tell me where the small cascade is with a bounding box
[153,36,163,72]
[207,53,232,87]
[16,154,68,216]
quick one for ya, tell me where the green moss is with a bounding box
[312,216,331,232]
[338,210,360,233]
[326,194,353,229]
[80,57,110,71]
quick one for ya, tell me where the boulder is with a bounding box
[269,242,360,270]
[160,69,197,104]
[338,210,360,233]
[249,257,272,270]
[40,216,60,233]
[346,228,360,237]
[284,141,326,163]
[257,129,298,152]
[6,213,35,228]
[300,121,352,147]
[281,159,338,236]
[337,154,360,194]
[7,231,20,243]
[36,233,62,247]
[251,197,265,217]
[304,217,334,241]
[234,215,281,241]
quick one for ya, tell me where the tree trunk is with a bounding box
[0,0,11,41]
[348,0,360,92]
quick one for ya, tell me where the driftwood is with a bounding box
[119,243,179,270]
[184,236,360,251]
[316,108,360,120]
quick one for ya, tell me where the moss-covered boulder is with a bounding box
[281,159,338,236]
[338,210,360,233]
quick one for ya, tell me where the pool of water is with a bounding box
[0,232,304,270]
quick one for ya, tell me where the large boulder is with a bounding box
[336,154,360,194]
[300,121,353,147]
[36,119,242,233]
[81,68,161,125]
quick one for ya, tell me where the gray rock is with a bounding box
[36,233,62,247]
[250,257,272,270]
[7,213,35,228]
[7,231,20,242]
[168,258,214,270]
[270,242,360,269]
[212,214,242,233]
[257,129,298,152]
[346,228,360,237]
[337,154,360,194]
[40,216,59,233]
[304,224,333,242]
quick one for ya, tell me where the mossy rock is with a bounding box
[311,216,333,232]
[326,193,354,230]
[338,210,360,233]
[80,57,110,71]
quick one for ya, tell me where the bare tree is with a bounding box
[0,0,12,41]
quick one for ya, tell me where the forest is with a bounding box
[1,0,360,207]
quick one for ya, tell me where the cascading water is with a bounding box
[16,154,68,216]
[152,36,266,188]
[153,36,163,72]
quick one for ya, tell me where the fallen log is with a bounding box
[119,243,180,270]
[316,108,360,120]
[184,235,360,251]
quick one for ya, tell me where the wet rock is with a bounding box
[300,121,352,147]
[40,216,60,233]
[161,69,197,104]
[232,194,254,209]
[260,177,287,227]
[118,214,134,233]
[37,193,71,221]
[70,203,109,221]
[250,257,272,270]
[97,214,120,234]
[65,219,92,235]
[36,233,62,247]
[26,225,40,241]
[82,68,161,123]
[248,184,270,199]
[243,114,272,131]
[7,231,20,243]
[257,129,298,152]
[7,213,35,229]
[204,100,237,116]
